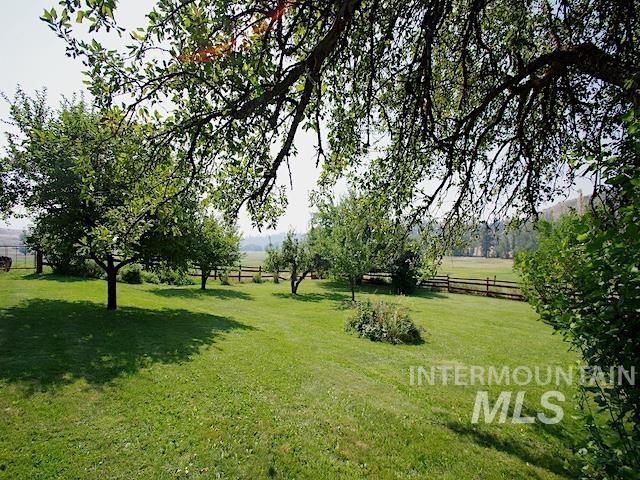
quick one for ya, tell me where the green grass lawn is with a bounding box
[437,256,519,282]
[0,272,580,479]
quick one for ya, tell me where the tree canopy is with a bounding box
[188,214,241,290]
[3,91,195,309]
[42,0,639,234]
[313,194,385,300]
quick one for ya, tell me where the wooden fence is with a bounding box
[364,272,524,300]
[197,268,525,301]
[420,274,524,301]
[3,247,525,301]
[188,265,289,282]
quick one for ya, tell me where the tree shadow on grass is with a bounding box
[317,279,448,300]
[22,273,96,283]
[0,299,254,393]
[445,411,579,478]
[271,291,348,303]
[151,286,253,301]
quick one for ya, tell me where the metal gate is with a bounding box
[0,245,36,270]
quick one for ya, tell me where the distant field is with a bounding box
[240,250,268,267]
[241,252,518,282]
[437,256,518,282]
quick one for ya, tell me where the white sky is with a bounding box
[0,0,326,235]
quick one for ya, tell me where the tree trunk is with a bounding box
[106,264,118,311]
[201,270,210,290]
[291,273,298,295]
[350,276,356,302]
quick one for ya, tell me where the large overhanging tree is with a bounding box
[43,0,639,234]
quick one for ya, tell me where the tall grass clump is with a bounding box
[219,268,231,285]
[345,300,422,344]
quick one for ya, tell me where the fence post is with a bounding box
[36,250,43,274]
[238,264,242,282]
[486,277,490,297]
[447,274,450,293]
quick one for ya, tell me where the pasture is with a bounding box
[242,252,518,281]
[436,256,518,282]
[0,271,580,479]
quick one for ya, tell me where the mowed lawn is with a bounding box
[0,272,580,479]
[437,256,519,282]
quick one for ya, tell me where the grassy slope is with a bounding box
[0,272,579,479]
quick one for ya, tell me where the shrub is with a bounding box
[252,272,263,283]
[219,269,231,285]
[514,114,640,476]
[345,300,422,344]
[120,264,143,284]
[140,270,161,284]
[366,275,391,286]
[264,244,283,284]
[157,267,195,286]
[389,246,421,294]
[52,258,104,279]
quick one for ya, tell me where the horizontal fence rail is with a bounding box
[420,275,524,301]
[0,245,37,271]
[187,265,288,281]
[2,250,525,301]
[192,267,525,301]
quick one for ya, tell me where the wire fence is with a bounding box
[0,245,37,270]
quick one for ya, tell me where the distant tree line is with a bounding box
[450,220,539,259]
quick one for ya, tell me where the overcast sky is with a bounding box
[0,0,330,236]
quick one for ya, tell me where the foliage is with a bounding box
[515,109,640,479]
[48,257,104,279]
[252,272,263,284]
[345,300,422,345]
[451,220,541,259]
[264,244,283,283]
[313,194,387,300]
[187,214,240,290]
[218,268,231,286]
[3,91,195,309]
[140,270,161,285]
[269,230,328,294]
[120,264,143,284]
[155,267,195,286]
[387,241,422,295]
[41,0,639,232]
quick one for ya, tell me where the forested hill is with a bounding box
[240,232,303,251]
[451,193,590,259]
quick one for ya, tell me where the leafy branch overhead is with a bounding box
[43,1,639,231]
